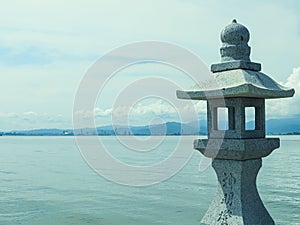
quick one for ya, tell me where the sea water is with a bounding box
[0,136,299,225]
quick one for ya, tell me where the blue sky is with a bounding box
[0,0,299,130]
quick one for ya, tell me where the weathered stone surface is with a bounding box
[207,98,265,139]
[175,19,293,225]
[194,138,279,160]
[220,19,251,62]
[211,60,261,72]
[176,69,295,100]
[200,159,274,225]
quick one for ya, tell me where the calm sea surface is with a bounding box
[0,136,299,225]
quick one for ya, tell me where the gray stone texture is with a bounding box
[200,159,274,225]
[176,69,295,100]
[175,19,294,225]
[194,138,279,160]
[220,19,251,62]
[207,98,265,139]
[211,60,261,73]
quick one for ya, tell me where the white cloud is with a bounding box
[0,0,220,60]
[3,65,299,131]
[91,99,205,126]
[23,111,37,116]
[0,0,299,130]
[267,67,300,118]
[0,0,298,78]
[94,108,113,117]
[0,111,71,131]
[130,100,176,116]
[0,60,90,116]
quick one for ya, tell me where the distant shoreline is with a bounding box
[2,119,300,136]
[1,133,300,137]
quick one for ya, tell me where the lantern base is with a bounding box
[200,159,274,225]
[194,138,279,160]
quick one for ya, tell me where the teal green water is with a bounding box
[0,136,299,225]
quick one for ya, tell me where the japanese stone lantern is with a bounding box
[176,19,294,225]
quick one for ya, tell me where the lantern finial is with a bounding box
[220,20,250,62]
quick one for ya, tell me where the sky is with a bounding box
[0,0,299,131]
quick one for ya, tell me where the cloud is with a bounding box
[0,111,71,131]
[267,67,300,118]
[94,108,113,117]
[91,67,300,125]
[0,60,90,117]
[91,99,206,126]
[0,0,219,65]
[0,0,300,130]
[3,66,299,131]
[0,0,299,78]
[23,111,37,116]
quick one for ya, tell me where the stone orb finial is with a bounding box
[221,19,250,44]
[220,19,251,62]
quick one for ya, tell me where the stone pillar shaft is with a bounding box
[200,159,274,225]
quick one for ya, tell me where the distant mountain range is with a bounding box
[1,118,300,136]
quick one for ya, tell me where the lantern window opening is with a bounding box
[216,107,229,131]
[245,106,256,130]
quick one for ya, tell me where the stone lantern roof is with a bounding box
[176,19,295,100]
